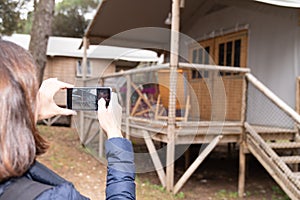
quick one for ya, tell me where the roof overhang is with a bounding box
[84,0,299,48]
[85,0,172,48]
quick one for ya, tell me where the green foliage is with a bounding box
[52,10,86,37]
[55,0,98,14]
[175,192,185,199]
[17,11,33,34]
[215,189,240,199]
[137,178,185,199]
[271,186,290,200]
[52,0,99,37]
[213,186,289,200]
[0,0,30,35]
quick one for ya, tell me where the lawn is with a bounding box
[37,125,289,200]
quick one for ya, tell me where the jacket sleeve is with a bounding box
[105,138,136,200]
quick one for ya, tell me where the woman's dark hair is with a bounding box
[0,40,48,181]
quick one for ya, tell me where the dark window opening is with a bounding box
[192,70,203,79]
[226,41,232,66]
[234,39,241,67]
[198,48,203,64]
[204,47,210,64]
[192,49,197,63]
[219,43,225,66]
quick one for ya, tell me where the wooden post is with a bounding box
[79,37,89,142]
[173,135,223,194]
[293,77,300,171]
[166,0,180,192]
[126,75,131,139]
[238,75,248,197]
[238,141,246,197]
[296,77,300,114]
[99,77,105,159]
[143,130,166,187]
[82,37,88,82]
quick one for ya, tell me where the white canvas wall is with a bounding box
[184,4,299,126]
[186,5,298,103]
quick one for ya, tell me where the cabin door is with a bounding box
[188,39,214,120]
[189,30,248,121]
[214,30,248,121]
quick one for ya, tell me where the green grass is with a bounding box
[271,186,290,200]
[136,177,185,199]
[215,189,238,199]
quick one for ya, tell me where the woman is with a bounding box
[0,40,135,199]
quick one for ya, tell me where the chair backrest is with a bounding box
[156,69,190,121]
[157,69,189,110]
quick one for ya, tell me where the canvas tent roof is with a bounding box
[2,34,159,62]
[85,0,299,48]
[255,0,300,8]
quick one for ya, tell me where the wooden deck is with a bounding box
[78,65,300,198]
[123,116,297,144]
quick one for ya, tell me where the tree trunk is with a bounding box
[29,0,55,85]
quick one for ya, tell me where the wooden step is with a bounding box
[293,172,300,177]
[259,132,296,141]
[281,156,300,164]
[251,125,297,141]
[291,172,300,180]
[268,142,300,149]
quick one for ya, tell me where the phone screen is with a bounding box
[67,87,111,111]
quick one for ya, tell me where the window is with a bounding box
[214,30,247,67]
[190,40,213,79]
[234,39,241,67]
[218,40,240,76]
[76,60,92,77]
[218,39,242,68]
[215,30,247,76]
[190,30,248,77]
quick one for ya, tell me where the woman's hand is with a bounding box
[36,78,77,121]
[98,92,123,138]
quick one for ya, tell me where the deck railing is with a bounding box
[78,62,300,199]
[100,62,250,123]
[245,73,300,200]
[80,61,250,153]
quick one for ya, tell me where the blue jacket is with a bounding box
[105,138,135,200]
[0,138,136,200]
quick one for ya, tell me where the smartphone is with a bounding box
[67,87,111,111]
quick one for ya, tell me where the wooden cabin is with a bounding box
[3,34,159,125]
[78,0,300,199]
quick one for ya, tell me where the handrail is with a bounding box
[101,63,170,78]
[179,62,251,73]
[245,122,300,188]
[176,121,242,127]
[101,62,251,79]
[246,73,300,124]
[128,116,167,126]
[246,123,300,199]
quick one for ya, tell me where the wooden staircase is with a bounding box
[245,122,300,200]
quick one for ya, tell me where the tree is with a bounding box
[29,0,55,85]
[52,0,98,37]
[0,0,31,35]
[18,11,34,34]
